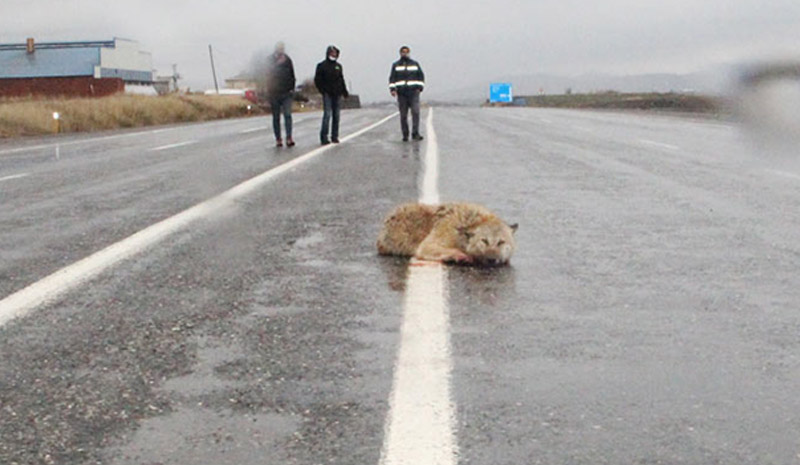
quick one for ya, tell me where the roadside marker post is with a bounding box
[52,112,61,134]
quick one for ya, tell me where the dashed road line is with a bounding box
[0,173,30,183]
[0,112,397,328]
[239,127,266,134]
[639,139,680,151]
[0,127,179,156]
[239,115,313,134]
[379,107,458,465]
[148,140,198,152]
[764,168,800,181]
[0,118,260,157]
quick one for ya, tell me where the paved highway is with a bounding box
[1,107,799,464]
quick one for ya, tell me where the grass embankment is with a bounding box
[0,94,260,138]
[521,92,724,114]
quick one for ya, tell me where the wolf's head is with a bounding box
[459,220,518,267]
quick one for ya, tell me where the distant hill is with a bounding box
[428,70,735,104]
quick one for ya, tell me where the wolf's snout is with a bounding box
[480,257,506,267]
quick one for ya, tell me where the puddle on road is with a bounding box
[289,230,325,250]
[98,334,300,464]
[106,407,298,465]
[160,336,244,396]
[447,265,518,307]
[288,230,336,269]
[300,258,334,268]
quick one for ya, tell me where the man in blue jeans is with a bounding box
[314,45,349,145]
[265,42,296,147]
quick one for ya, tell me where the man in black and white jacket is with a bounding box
[389,46,425,141]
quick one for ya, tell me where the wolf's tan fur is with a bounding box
[376,202,517,266]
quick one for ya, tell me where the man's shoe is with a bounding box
[276,139,283,147]
[321,139,330,146]
[402,135,409,142]
[331,138,340,144]
[412,134,424,141]
[286,138,295,147]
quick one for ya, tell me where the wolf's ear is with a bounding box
[457,226,474,239]
[509,223,519,233]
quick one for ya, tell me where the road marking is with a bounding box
[420,108,441,205]
[239,127,265,134]
[0,112,397,328]
[380,107,458,465]
[149,140,198,152]
[0,118,255,156]
[487,110,552,125]
[764,168,800,181]
[239,115,312,134]
[0,127,179,156]
[0,173,30,183]
[639,139,680,151]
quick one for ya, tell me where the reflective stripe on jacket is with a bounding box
[389,58,425,92]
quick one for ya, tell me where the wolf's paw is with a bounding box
[443,251,473,264]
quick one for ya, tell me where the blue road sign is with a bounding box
[489,83,512,103]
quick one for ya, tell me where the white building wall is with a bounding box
[99,38,152,74]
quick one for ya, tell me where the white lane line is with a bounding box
[380,107,458,465]
[239,127,266,134]
[0,112,397,328]
[0,127,179,156]
[148,140,198,152]
[420,108,440,205]
[487,111,552,126]
[239,115,313,134]
[0,173,30,183]
[380,261,455,465]
[0,118,258,156]
[639,139,680,151]
[764,169,800,181]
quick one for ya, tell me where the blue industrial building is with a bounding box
[0,38,154,97]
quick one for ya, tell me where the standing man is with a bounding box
[265,41,296,147]
[389,46,425,141]
[314,45,349,145]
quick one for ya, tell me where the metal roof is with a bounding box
[0,39,153,82]
[0,40,116,51]
[0,47,100,78]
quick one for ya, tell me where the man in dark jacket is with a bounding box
[266,42,296,147]
[389,46,425,141]
[314,45,348,145]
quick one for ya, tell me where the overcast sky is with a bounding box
[2,0,799,102]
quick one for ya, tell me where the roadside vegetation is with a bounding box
[517,91,725,114]
[0,94,263,138]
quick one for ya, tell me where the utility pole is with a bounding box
[171,64,181,93]
[208,44,219,94]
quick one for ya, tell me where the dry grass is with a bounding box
[519,92,724,114]
[0,94,260,138]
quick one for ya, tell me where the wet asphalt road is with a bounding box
[1,107,799,464]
